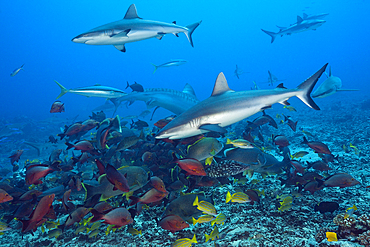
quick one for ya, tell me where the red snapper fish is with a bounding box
[302,137,331,154]
[90,207,133,228]
[50,101,65,113]
[19,194,55,233]
[9,150,24,165]
[158,214,189,233]
[25,162,60,185]
[171,153,206,176]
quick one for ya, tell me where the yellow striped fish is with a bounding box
[172,234,197,247]
[192,215,215,225]
[211,213,226,226]
[193,196,217,216]
[226,191,251,203]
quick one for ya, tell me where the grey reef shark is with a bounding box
[110,83,199,116]
[312,66,358,98]
[72,4,202,52]
[156,64,328,140]
[261,15,326,43]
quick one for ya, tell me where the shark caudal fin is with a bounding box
[261,29,278,43]
[296,64,328,110]
[54,81,69,99]
[185,21,202,47]
[151,64,158,74]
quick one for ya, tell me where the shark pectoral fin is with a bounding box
[114,44,126,52]
[261,105,272,110]
[199,124,227,133]
[156,32,165,40]
[279,100,290,106]
[113,29,131,38]
[145,99,156,108]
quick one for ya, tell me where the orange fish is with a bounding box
[50,101,65,113]
[9,150,23,165]
[58,123,84,140]
[25,162,60,185]
[158,214,189,233]
[302,137,331,154]
[65,207,90,227]
[105,163,130,192]
[129,188,168,206]
[150,176,167,193]
[172,153,206,176]
[66,140,94,152]
[90,207,133,228]
[19,194,55,233]
[0,189,13,203]
[80,119,99,132]
[324,173,360,188]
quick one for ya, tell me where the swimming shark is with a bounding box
[54,81,127,99]
[110,83,199,116]
[156,64,328,140]
[312,67,358,98]
[261,16,326,43]
[72,4,202,52]
[266,70,285,86]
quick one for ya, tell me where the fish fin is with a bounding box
[261,29,277,43]
[182,83,197,98]
[296,64,328,110]
[124,4,141,19]
[199,124,227,133]
[211,73,233,96]
[297,15,303,23]
[151,64,158,74]
[54,81,69,99]
[112,29,131,38]
[184,21,202,47]
[114,44,126,52]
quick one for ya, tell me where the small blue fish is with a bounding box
[10,64,24,77]
[152,59,187,73]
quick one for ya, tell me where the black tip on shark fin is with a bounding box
[296,63,328,110]
[276,83,287,89]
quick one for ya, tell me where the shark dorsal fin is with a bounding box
[297,15,303,23]
[303,13,308,19]
[124,4,140,19]
[276,83,286,89]
[211,72,233,96]
[182,83,197,97]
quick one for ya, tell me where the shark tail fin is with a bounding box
[185,21,202,47]
[110,98,121,117]
[296,63,328,110]
[151,64,158,74]
[55,80,69,99]
[261,29,277,43]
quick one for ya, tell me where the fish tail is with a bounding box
[225,191,232,203]
[89,209,104,223]
[83,183,98,201]
[129,196,140,206]
[302,136,309,145]
[192,217,198,225]
[54,80,69,99]
[151,64,158,74]
[261,29,277,43]
[191,234,197,243]
[205,233,211,242]
[185,21,202,47]
[296,64,328,110]
[65,142,74,150]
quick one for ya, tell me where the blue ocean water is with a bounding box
[1,0,369,120]
[1,1,370,246]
